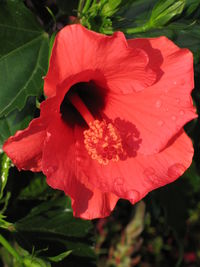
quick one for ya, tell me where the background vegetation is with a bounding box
[0,0,200,266]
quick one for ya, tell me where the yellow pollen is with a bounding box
[83,120,124,165]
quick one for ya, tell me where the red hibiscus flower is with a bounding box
[3,24,197,219]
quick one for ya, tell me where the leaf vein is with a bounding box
[0,34,45,62]
[0,39,46,115]
[0,24,41,33]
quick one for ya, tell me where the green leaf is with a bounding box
[149,0,185,27]
[48,250,72,262]
[0,0,49,117]
[0,97,36,148]
[185,0,200,17]
[0,214,13,231]
[14,196,96,265]
[121,0,185,34]
[147,177,194,266]
[183,162,200,193]
[101,0,122,17]
[118,0,156,22]
[0,234,23,264]
[18,173,54,200]
[23,257,51,267]
[48,32,57,65]
[153,178,190,239]
[170,22,200,64]
[15,196,93,238]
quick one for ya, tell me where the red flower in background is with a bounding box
[3,24,197,219]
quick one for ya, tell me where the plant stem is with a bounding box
[123,23,151,34]
[0,234,22,263]
[0,154,11,199]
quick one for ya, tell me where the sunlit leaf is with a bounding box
[149,0,185,27]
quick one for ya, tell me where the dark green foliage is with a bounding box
[0,0,49,117]
[1,0,200,266]
[0,97,36,148]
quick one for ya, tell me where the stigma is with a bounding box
[68,90,124,165]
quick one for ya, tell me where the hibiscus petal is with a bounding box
[44,24,156,98]
[42,114,75,190]
[3,97,57,171]
[128,36,183,64]
[3,118,46,171]
[75,127,193,205]
[104,37,197,154]
[70,181,119,219]
[42,114,119,219]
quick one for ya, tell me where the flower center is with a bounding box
[84,120,123,165]
[68,91,123,165]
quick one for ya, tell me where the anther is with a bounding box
[83,120,124,165]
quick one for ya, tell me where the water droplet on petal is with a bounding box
[172,115,176,121]
[158,120,164,126]
[75,141,80,148]
[167,163,185,179]
[155,100,162,108]
[114,178,124,195]
[179,110,185,115]
[120,87,133,94]
[114,177,123,185]
[100,182,107,191]
[174,81,177,85]
[76,157,81,162]
[143,168,159,185]
[46,165,57,174]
